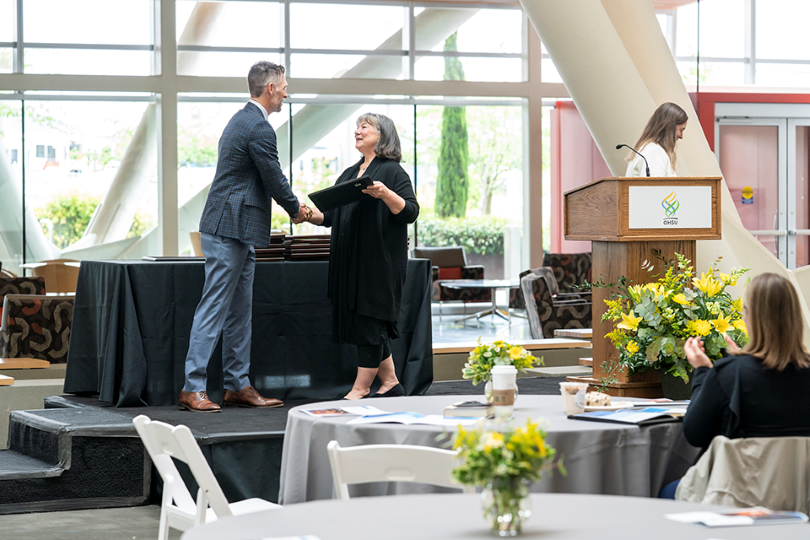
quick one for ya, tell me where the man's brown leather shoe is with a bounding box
[223,385,283,408]
[179,390,221,413]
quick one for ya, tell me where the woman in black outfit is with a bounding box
[660,272,810,497]
[305,113,419,399]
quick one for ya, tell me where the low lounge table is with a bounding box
[439,279,520,323]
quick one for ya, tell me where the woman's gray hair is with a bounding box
[248,61,285,98]
[357,113,402,163]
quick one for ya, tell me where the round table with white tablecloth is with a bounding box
[183,493,810,540]
[278,395,699,504]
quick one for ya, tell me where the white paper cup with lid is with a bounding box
[490,365,518,417]
[559,381,589,415]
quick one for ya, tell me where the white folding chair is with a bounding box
[132,415,280,540]
[327,440,475,500]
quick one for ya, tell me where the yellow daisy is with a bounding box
[626,341,639,354]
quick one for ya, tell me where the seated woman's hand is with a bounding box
[684,336,713,369]
[723,334,741,354]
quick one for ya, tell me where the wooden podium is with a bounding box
[563,177,722,397]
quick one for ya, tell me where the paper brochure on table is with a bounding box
[301,406,388,417]
[630,399,690,408]
[665,507,809,527]
[348,411,481,426]
[568,407,684,425]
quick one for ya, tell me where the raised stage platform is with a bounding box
[0,377,565,514]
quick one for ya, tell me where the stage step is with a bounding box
[0,408,148,514]
[0,449,58,479]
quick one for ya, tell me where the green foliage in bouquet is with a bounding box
[602,254,749,383]
[461,339,540,385]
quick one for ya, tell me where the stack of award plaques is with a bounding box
[254,231,286,261]
[284,234,331,261]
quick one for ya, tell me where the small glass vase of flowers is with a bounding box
[451,419,565,537]
[601,254,749,386]
[461,340,540,403]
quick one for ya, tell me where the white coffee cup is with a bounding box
[491,365,518,417]
[559,382,589,415]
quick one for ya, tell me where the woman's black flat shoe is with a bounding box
[371,383,405,398]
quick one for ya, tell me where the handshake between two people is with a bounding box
[291,202,319,225]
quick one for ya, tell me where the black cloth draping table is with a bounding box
[64,259,433,407]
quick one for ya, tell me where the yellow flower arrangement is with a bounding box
[462,339,540,385]
[600,254,749,382]
[452,419,565,535]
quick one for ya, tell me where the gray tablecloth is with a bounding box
[183,493,810,540]
[278,395,701,504]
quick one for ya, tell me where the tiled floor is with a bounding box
[431,294,532,344]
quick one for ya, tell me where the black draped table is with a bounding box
[64,259,433,406]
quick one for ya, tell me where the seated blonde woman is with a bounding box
[659,273,810,498]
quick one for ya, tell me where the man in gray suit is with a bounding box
[180,61,308,412]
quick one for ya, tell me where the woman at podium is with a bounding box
[625,102,688,177]
[303,113,419,400]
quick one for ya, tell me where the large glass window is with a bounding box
[176,1,284,77]
[21,98,157,259]
[21,0,153,75]
[0,99,23,273]
[415,100,524,279]
[756,0,810,61]
[414,7,524,83]
[673,0,810,87]
[0,1,534,269]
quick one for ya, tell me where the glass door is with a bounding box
[716,118,786,265]
[789,119,810,268]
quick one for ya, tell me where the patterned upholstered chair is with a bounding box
[508,267,542,312]
[0,276,47,320]
[0,294,74,362]
[412,246,490,316]
[522,267,592,339]
[542,252,593,295]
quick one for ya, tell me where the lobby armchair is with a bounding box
[0,294,74,362]
[412,246,490,316]
[522,269,592,339]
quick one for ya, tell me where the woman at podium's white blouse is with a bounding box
[625,102,688,177]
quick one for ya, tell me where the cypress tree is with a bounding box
[435,32,469,218]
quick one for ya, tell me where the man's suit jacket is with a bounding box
[199,102,299,247]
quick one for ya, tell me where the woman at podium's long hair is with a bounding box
[625,102,688,177]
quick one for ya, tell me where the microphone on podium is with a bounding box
[616,144,650,177]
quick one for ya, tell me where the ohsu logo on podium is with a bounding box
[662,191,679,225]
